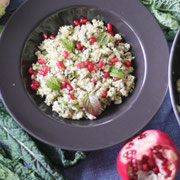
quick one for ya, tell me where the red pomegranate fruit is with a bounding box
[117,130,179,180]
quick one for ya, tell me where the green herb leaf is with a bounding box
[59,39,75,52]
[110,67,124,78]
[97,33,111,45]
[47,77,61,91]
[82,94,101,116]
[0,104,65,180]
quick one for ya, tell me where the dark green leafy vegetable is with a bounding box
[97,33,111,45]
[0,146,40,180]
[110,67,124,78]
[82,94,101,116]
[47,77,61,91]
[0,104,65,180]
[59,39,75,52]
[141,0,180,40]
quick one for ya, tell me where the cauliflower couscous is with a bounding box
[28,18,135,120]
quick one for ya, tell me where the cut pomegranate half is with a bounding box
[117,130,179,180]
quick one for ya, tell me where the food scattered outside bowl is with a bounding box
[117,130,179,180]
[29,18,135,120]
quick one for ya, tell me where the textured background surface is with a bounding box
[0,0,180,179]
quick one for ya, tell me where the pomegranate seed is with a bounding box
[133,167,138,172]
[142,163,149,171]
[31,84,37,91]
[148,158,155,167]
[83,60,90,67]
[75,43,82,50]
[98,61,104,69]
[41,32,48,39]
[38,70,46,76]
[49,34,55,40]
[109,31,114,36]
[91,78,96,82]
[88,63,94,72]
[113,77,120,81]
[77,63,82,69]
[28,67,33,74]
[81,46,87,52]
[63,51,69,58]
[33,80,40,88]
[104,72,109,78]
[132,175,137,180]
[80,18,87,24]
[156,152,164,160]
[165,169,172,177]
[74,20,80,26]
[42,65,49,74]
[125,60,131,67]
[162,159,168,165]
[38,59,46,64]
[115,40,120,45]
[67,84,73,91]
[102,90,107,98]
[142,155,149,162]
[69,93,75,100]
[89,37,96,44]
[110,57,118,63]
[153,166,159,174]
[61,80,67,88]
[57,61,64,69]
[107,24,113,32]
[30,74,35,80]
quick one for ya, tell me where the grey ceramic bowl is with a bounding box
[0,0,169,150]
[169,28,180,125]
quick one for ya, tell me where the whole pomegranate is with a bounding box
[117,130,179,180]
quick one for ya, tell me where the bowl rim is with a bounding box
[0,0,169,151]
[169,28,180,125]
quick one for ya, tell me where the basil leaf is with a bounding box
[0,104,65,180]
[97,33,111,46]
[59,39,75,52]
[47,77,61,90]
[82,94,101,117]
[110,67,124,78]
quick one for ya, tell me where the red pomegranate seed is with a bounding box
[33,80,40,88]
[67,84,73,91]
[153,166,159,174]
[42,65,49,73]
[88,63,94,72]
[148,158,155,167]
[156,152,164,160]
[107,24,113,32]
[98,61,104,69]
[41,32,48,39]
[74,20,80,26]
[89,37,96,44]
[142,163,149,171]
[104,72,109,78]
[49,34,55,40]
[61,80,67,88]
[113,77,120,81]
[109,31,114,37]
[162,159,168,165]
[63,50,69,58]
[38,70,46,76]
[125,60,131,67]
[69,93,75,100]
[81,46,87,52]
[91,78,96,82]
[30,74,35,80]
[80,18,87,24]
[31,84,37,91]
[28,67,33,74]
[75,43,82,50]
[57,61,64,69]
[110,58,118,63]
[38,59,46,64]
[102,90,107,98]
[83,60,90,67]
[77,62,82,69]
[142,155,149,162]
[115,40,120,45]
